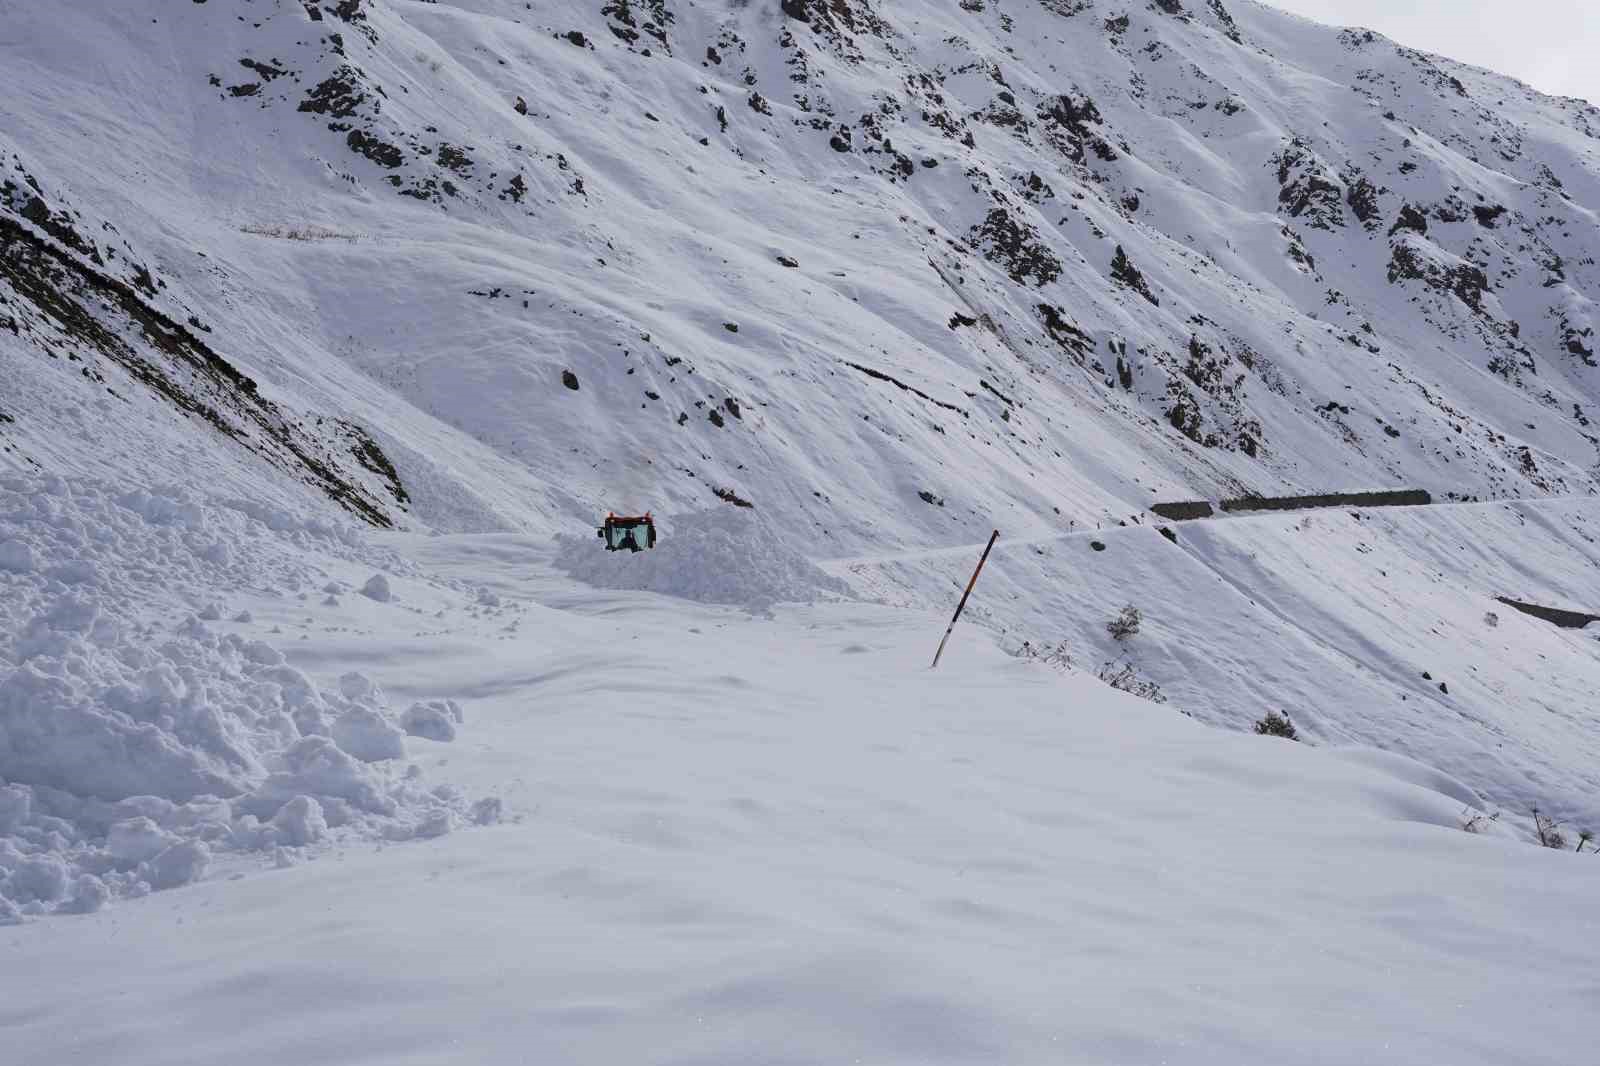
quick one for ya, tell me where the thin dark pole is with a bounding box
[931,530,1000,668]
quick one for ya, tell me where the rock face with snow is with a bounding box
[2,0,1597,549]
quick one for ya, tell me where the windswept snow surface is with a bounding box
[4,538,1596,1065]
[834,496,1600,826]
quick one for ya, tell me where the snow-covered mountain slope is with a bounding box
[3,0,1599,1015]
[4,0,1599,546]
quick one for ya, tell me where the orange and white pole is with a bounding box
[931,529,999,669]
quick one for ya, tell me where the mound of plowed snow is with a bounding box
[0,476,494,921]
[552,509,852,611]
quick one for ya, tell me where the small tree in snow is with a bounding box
[1106,605,1142,640]
[1254,710,1299,741]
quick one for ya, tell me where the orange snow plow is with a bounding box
[597,512,657,552]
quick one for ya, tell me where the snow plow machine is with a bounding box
[597,512,657,553]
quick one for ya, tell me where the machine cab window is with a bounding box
[597,513,657,552]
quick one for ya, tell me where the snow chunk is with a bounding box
[0,539,36,573]
[9,855,70,903]
[252,736,396,815]
[332,706,407,763]
[0,661,261,803]
[145,840,209,890]
[107,817,179,865]
[339,671,383,704]
[272,796,328,847]
[401,700,461,742]
[0,784,31,834]
[414,809,453,839]
[48,559,100,586]
[360,574,393,602]
[69,874,111,914]
[242,639,284,666]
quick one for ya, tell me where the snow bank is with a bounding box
[552,509,851,611]
[0,476,492,920]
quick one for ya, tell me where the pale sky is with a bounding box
[1266,0,1600,106]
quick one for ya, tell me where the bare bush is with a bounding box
[1096,660,1166,703]
[1017,639,1073,668]
[241,223,363,243]
[1459,806,1501,834]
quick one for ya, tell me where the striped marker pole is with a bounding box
[931,529,1000,669]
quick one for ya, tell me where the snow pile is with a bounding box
[0,475,491,920]
[552,509,852,611]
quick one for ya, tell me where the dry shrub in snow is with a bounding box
[1017,639,1073,668]
[1532,807,1568,850]
[1096,660,1166,704]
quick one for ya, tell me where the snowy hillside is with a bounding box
[5,0,1600,539]
[3,3,1600,1061]
[5,1,1597,788]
